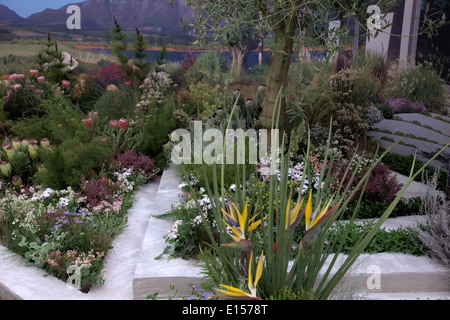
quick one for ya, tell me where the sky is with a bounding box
[0,0,80,18]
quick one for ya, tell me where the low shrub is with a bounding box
[376,102,394,119]
[329,221,426,256]
[94,84,141,120]
[182,51,227,85]
[385,62,446,113]
[34,137,113,190]
[385,97,427,114]
[365,104,383,126]
[415,172,450,266]
[113,150,158,179]
[332,157,403,205]
[1,71,67,120]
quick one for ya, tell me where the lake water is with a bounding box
[87,48,271,67]
[87,48,329,67]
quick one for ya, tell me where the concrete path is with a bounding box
[368,114,450,172]
[1,166,449,300]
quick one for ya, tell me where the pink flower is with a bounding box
[30,69,39,77]
[118,118,128,130]
[35,89,44,95]
[110,120,118,128]
[4,89,13,101]
[9,74,25,81]
[82,118,93,130]
[12,83,22,91]
[37,76,45,84]
[89,112,98,120]
[62,80,70,89]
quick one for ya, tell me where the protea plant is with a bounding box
[0,161,11,177]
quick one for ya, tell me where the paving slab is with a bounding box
[394,113,450,137]
[132,166,205,300]
[393,172,446,200]
[367,131,449,171]
[370,119,450,146]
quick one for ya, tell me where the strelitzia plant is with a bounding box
[180,93,449,300]
[216,251,264,300]
[221,202,262,252]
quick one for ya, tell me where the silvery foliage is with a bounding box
[366,104,383,126]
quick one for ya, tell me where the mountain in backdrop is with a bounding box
[0,4,24,23]
[15,0,192,32]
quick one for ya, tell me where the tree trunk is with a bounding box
[258,29,295,133]
[229,45,246,79]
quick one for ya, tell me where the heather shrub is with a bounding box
[80,176,122,209]
[96,62,129,86]
[385,97,427,114]
[332,157,403,205]
[113,150,158,179]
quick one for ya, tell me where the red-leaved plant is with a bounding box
[80,176,122,208]
[113,150,158,179]
[332,160,403,205]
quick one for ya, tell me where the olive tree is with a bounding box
[181,0,263,78]
[170,0,445,131]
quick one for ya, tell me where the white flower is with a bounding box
[167,220,183,239]
[41,188,54,199]
[57,197,69,208]
[192,215,203,226]
[178,182,187,189]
